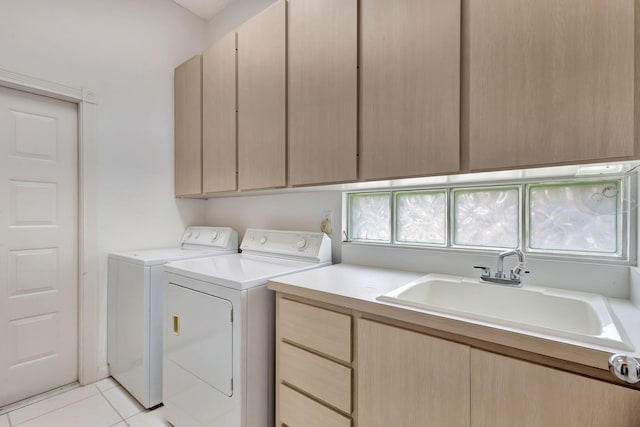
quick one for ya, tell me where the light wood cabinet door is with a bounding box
[279,298,352,363]
[357,319,470,427]
[280,384,351,427]
[468,0,634,171]
[237,1,286,191]
[279,342,352,413]
[360,0,460,180]
[202,32,237,193]
[471,349,640,427]
[174,55,202,197]
[288,0,358,186]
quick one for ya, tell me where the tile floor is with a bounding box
[0,378,170,427]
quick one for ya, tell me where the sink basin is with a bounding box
[377,273,633,351]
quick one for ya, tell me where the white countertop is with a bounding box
[269,263,640,374]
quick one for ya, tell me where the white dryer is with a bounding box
[107,226,238,408]
[163,229,332,427]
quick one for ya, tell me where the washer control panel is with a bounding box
[181,226,238,250]
[241,229,332,263]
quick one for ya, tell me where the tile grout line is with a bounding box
[96,385,127,425]
[8,386,101,427]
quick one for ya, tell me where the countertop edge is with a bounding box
[268,264,640,390]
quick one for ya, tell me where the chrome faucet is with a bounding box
[474,249,529,287]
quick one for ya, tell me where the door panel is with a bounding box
[360,0,460,180]
[357,319,470,427]
[471,349,640,426]
[174,55,203,197]
[165,283,233,396]
[0,86,78,407]
[202,33,237,194]
[237,0,286,191]
[288,0,358,186]
[468,0,634,170]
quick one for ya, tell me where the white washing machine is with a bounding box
[163,229,332,427]
[107,226,238,408]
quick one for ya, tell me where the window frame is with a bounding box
[525,178,627,259]
[450,185,522,251]
[393,188,448,247]
[347,191,393,243]
[343,174,634,263]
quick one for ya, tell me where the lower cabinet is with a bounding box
[279,384,350,427]
[357,319,470,427]
[276,296,353,426]
[274,294,640,427]
[471,349,640,427]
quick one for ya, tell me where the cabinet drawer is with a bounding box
[279,298,351,362]
[280,384,351,427]
[280,342,351,413]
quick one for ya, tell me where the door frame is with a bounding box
[0,68,100,386]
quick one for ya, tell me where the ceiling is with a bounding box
[172,0,234,21]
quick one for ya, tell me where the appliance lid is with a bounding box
[108,226,238,266]
[165,253,331,290]
[109,247,237,266]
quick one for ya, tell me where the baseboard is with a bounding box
[97,365,110,382]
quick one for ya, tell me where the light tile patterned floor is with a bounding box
[4,378,170,427]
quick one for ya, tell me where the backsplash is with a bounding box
[342,243,631,299]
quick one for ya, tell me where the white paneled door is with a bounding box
[0,86,78,407]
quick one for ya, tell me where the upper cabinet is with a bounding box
[174,55,202,197]
[202,32,237,194]
[237,1,286,191]
[176,0,639,197]
[467,0,635,171]
[288,0,358,186]
[360,0,461,181]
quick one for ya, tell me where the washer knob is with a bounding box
[260,236,267,245]
[211,231,219,241]
[186,232,193,238]
[194,232,201,239]
[296,238,308,249]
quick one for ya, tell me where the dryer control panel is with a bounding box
[241,229,332,263]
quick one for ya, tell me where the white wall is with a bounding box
[206,192,343,261]
[0,0,208,377]
[206,0,277,43]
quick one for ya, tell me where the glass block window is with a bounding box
[452,186,520,248]
[528,180,620,254]
[345,176,627,260]
[348,192,391,242]
[395,190,447,245]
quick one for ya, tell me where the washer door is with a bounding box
[165,283,233,396]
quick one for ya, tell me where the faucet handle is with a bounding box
[473,266,491,277]
[511,263,530,279]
